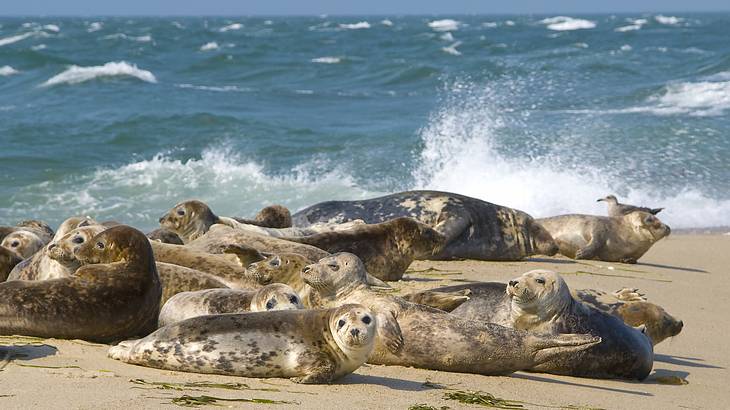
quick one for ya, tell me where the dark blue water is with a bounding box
[1,15,728,230]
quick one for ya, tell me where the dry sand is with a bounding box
[1,234,727,409]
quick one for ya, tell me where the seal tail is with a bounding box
[530,333,602,365]
[108,339,137,362]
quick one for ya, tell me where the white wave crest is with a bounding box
[440,32,454,42]
[381,19,393,27]
[339,21,371,30]
[541,16,596,31]
[200,41,219,51]
[615,24,642,32]
[41,61,157,87]
[441,41,462,56]
[175,84,252,92]
[87,22,103,32]
[6,147,377,230]
[219,23,243,32]
[42,24,60,32]
[428,19,460,32]
[0,32,35,47]
[655,15,682,25]
[311,56,341,64]
[411,81,730,228]
[0,65,19,76]
[32,44,46,50]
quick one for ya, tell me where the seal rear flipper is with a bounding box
[220,244,266,266]
[401,289,470,312]
[377,311,404,354]
[108,339,138,362]
[529,333,602,365]
[574,234,604,260]
[365,273,392,290]
[612,288,646,302]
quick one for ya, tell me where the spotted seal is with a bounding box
[158,283,303,327]
[109,304,376,383]
[233,204,293,228]
[0,247,22,282]
[598,195,663,217]
[302,253,601,375]
[0,225,161,342]
[146,228,184,245]
[292,190,558,261]
[536,212,670,263]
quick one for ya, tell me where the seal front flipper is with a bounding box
[220,244,266,266]
[401,289,470,312]
[291,360,337,384]
[433,213,470,244]
[377,311,404,354]
[574,231,605,260]
[528,333,602,365]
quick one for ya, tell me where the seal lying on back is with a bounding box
[598,195,663,217]
[109,304,376,384]
[0,225,161,342]
[292,190,558,261]
[158,284,303,327]
[434,282,682,345]
[302,253,601,375]
[537,211,670,263]
[441,271,653,379]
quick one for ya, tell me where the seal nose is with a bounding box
[677,320,683,330]
[48,243,57,250]
[509,280,518,287]
[302,266,311,274]
[350,329,360,337]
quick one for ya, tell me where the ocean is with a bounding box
[1,14,728,231]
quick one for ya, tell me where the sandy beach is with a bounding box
[1,233,727,409]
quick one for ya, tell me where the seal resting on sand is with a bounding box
[0,225,161,342]
[536,211,670,263]
[302,253,601,376]
[292,190,558,261]
[158,284,303,327]
[109,304,376,384]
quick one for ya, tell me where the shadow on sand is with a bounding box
[511,372,653,396]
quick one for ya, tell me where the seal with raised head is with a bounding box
[0,225,161,342]
[439,270,653,379]
[158,283,303,327]
[292,190,558,261]
[598,195,663,217]
[234,204,293,228]
[302,253,601,375]
[432,282,681,346]
[536,212,670,263]
[109,304,376,384]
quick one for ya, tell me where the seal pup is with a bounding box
[302,253,601,375]
[0,225,161,342]
[0,247,22,282]
[537,212,670,263]
[109,304,376,384]
[598,195,663,217]
[234,204,293,228]
[158,284,303,327]
[146,228,184,245]
[292,190,558,261]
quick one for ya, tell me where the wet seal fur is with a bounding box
[109,304,376,384]
[292,190,558,261]
[0,225,161,342]
[302,253,601,375]
[437,282,682,346]
[537,212,670,263]
[442,270,653,379]
[158,284,303,327]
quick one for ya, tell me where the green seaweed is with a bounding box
[15,363,82,370]
[421,379,457,390]
[655,376,689,385]
[130,378,280,392]
[0,335,49,346]
[443,391,525,409]
[407,267,462,276]
[170,394,294,407]
[409,404,450,410]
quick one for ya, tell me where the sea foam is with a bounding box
[0,65,19,76]
[41,61,157,87]
[428,19,460,32]
[339,21,371,30]
[0,32,35,47]
[541,16,596,31]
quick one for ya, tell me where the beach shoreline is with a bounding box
[1,233,728,409]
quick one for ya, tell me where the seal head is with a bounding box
[159,200,219,242]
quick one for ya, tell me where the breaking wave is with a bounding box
[41,61,157,86]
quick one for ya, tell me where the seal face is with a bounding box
[109,304,376,384]
[506,270,654,380]
[159,200,219,243]
[158,284,304,327]
[301,253,601,376]
[1,230,45,259]
[0,225,161,342]
[292,190,558,261]
[537,212,670,263]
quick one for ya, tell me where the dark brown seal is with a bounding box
[0,225,161,342]
[292,190,558,261]
[234,204,293,228]
[536,212,670,263]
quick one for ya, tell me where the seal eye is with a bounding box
[95,241,105,250]
[72,236,84,244]
[337,319,346,329]
[289,295,298,304]
[535,278,545,285]
[10,241,20,247]
[266,301,274,310]
[362,316,371,325]
[176,209,185,216]
[328,263,339,272]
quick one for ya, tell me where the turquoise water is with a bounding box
[1,15,729,230]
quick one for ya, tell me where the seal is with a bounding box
[0,225,161,342]
[52,216,98,241]
[108,304,376,384]
[156,263,231,305]
[234,204,293,228]
[146,228,184,245]
[0,246,22,282]
[536,212,670,263]
[292,190,558,261]
[302,253,601,375]
[438,271,653,379]
[158,284,303,327]
[1,230,46,259]
[598,195,663,217]
[433,282,682,346]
